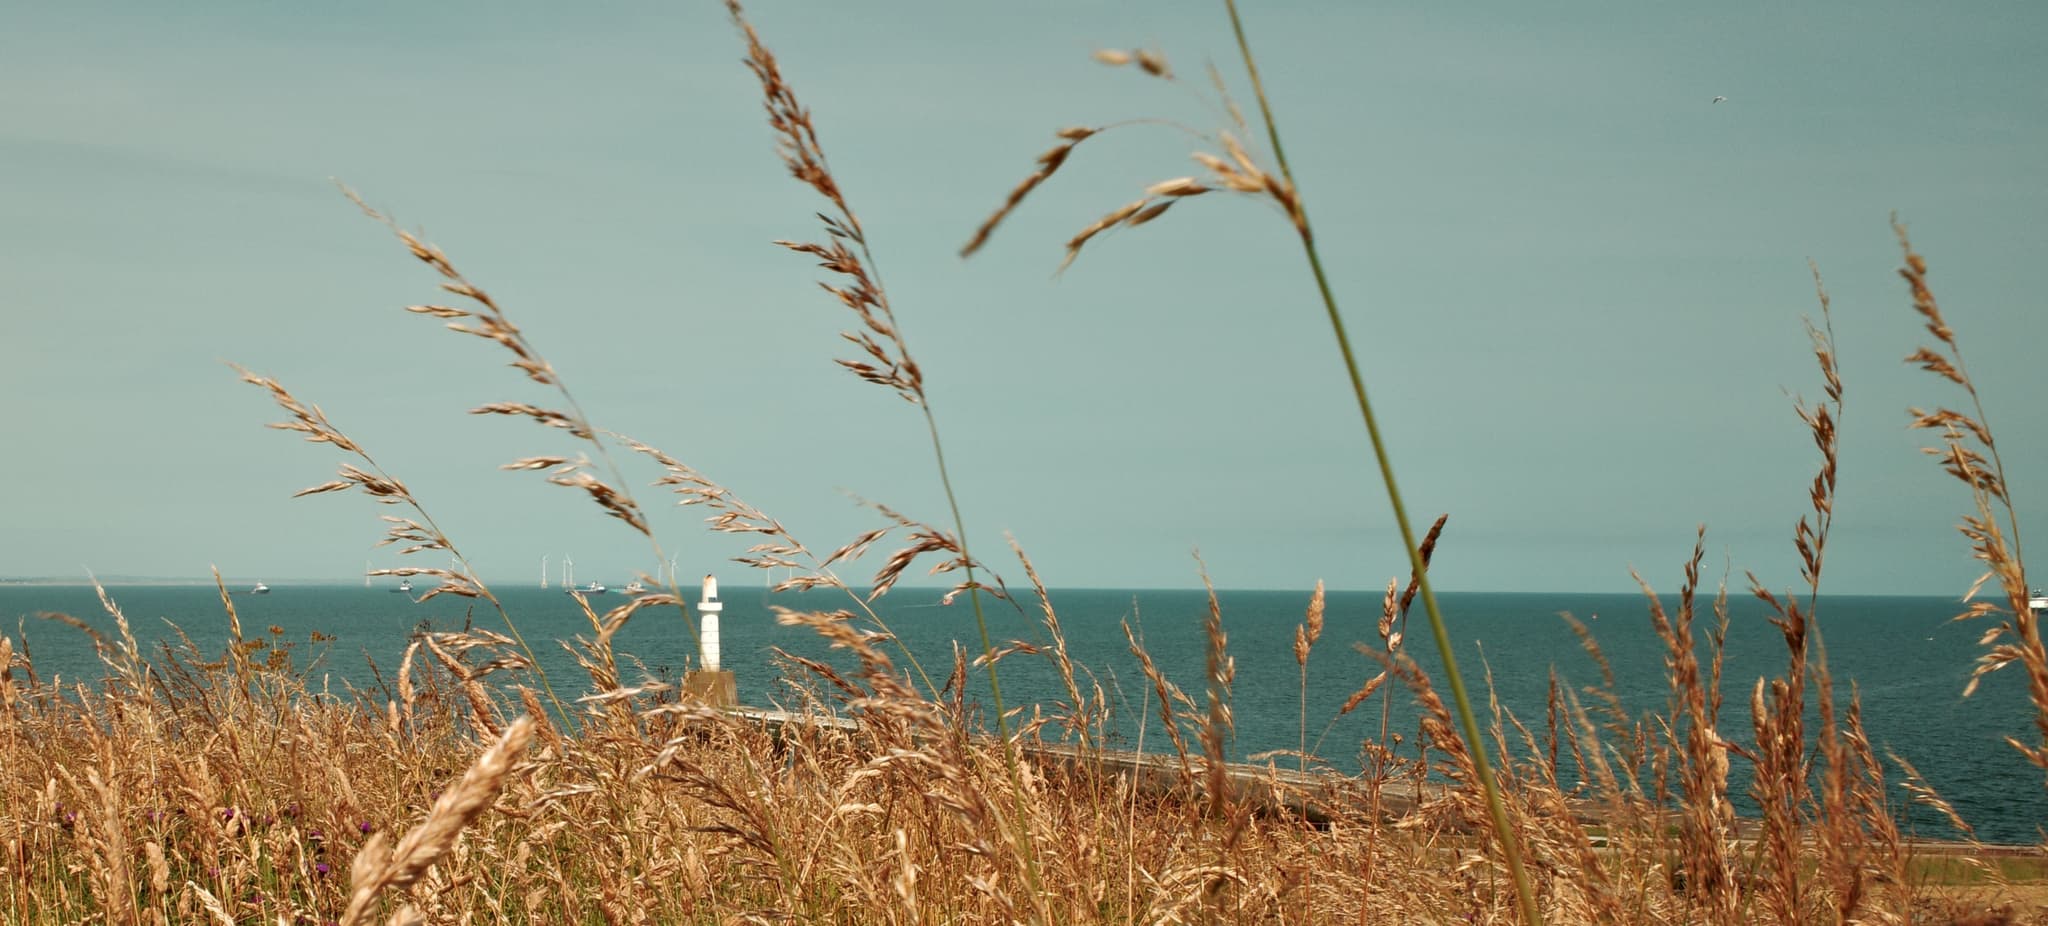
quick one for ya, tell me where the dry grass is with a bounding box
[6,7,2048,926]
[18,584,2040,926]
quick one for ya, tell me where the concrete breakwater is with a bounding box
[732,706,1429,826]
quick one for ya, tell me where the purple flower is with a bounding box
[357,820,373,835]
[314,862,331,877]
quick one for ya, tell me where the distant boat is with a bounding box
[556,555,605,595]
[391,579,413,594]
[250,581,270,595]
[622,581,646,595]
[2031,588,2048,611]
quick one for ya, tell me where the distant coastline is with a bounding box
[0,576,250,587]
[0,576,1964,597]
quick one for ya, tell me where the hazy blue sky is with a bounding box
[4,1,2044,595]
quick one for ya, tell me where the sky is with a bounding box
[3,1,2045,596]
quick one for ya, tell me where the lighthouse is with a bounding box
[684,573,737,707]
[698,573,722,671]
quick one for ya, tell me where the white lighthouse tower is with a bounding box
[684,573,737,707]
[698,573,722,671]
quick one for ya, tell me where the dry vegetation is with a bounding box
[4,4,2046,924]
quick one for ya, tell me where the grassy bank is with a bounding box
[3,575,2044,924]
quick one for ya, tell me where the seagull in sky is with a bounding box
[1712,95,1727,104]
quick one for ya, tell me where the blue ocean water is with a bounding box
[2,583,2040,843]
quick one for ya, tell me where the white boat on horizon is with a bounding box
[391,579,413,594]
[622,581,646,595]
[250,581,270,595]
[2031,588,2048,611]
[557,555,605,595]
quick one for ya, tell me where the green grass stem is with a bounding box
[1219,2,1542,922]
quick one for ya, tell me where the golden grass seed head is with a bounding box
[1134,48,1173,78]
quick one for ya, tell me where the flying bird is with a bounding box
[1712,96,1727,104]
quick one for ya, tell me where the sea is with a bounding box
[3,583,2042,845]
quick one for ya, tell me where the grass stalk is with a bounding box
[1217,1,1542,921]
[723,3,1049,911]
[232,365,570,724]
[915,388,1050,916]
[343,193,706,680]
